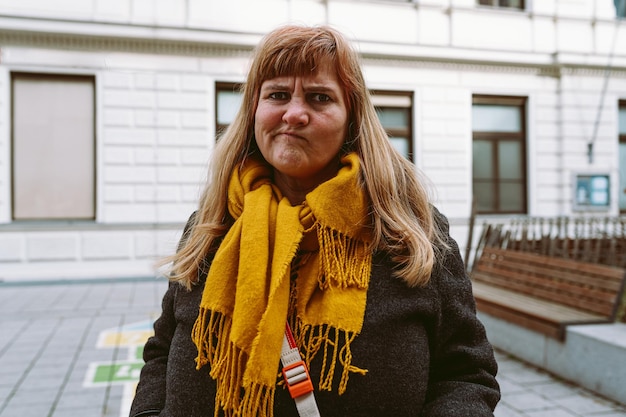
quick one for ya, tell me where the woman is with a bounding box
[130,25,500,417]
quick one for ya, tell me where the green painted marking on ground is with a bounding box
[93,362,144,384]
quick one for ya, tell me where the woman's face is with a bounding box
[254,63,348,197]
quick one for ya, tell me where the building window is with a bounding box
[371,91,413,161]
[12,73,95,220]
[477,0,524,10]
[616,0,626,18]
[215,82,243,139]
[618,100,626,213]
[472,95,527,214]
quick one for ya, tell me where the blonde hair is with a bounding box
[168,25,448,288]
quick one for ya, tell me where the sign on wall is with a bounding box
[573,173,611,211]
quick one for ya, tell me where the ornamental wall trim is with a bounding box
[1,29,625,79]
[0,30,252,58]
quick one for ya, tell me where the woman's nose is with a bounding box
[282,99,309,126]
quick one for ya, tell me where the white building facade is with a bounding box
[0,0,625,281]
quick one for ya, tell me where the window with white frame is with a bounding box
[477,0,524,10]
[472,95,527,214]
[371,91,413,161]
[12,73,95,220]
[215,82,243,139]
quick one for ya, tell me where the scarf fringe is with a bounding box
[193,309,275,417]
[295,319,368,395]
[317,224,371,289]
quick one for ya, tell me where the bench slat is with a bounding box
[476,259,623,293]
[473,263,620,303]
[473,266,618,306]
[479,247,624,290]
[481,247,625,280]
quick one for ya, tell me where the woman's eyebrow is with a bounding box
[303,84,336,92]
[260,82,289,91]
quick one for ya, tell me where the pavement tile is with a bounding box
[497,377,528,395]
[54,286,92,310]
[8,387,60,406]
[19,374,66,390]
[76,291,110,311]
[75,348,117,363]
[62,380,91,395]
[55,388,107,410]
[0,321,28,343]
[54,319,94,335]
[528,381,585,399]
[503,391,556,412]
[494,403,526,417]
[1,402,52,417]
[0,372,24,392]
[52,405,105,417]
[0,355,34,373]
[0,385,12,401]
[524,409,579,417]
[501,366,555,385]
[553,393,625,415]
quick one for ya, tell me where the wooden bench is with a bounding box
[471,246,626,340]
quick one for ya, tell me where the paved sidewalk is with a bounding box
[0,278,625,417]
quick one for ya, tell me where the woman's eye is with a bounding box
[269,92,289,100]
[311,93,331,103]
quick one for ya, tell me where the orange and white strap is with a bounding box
[281,323,321,417]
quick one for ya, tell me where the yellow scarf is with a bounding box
[192,153,372,417]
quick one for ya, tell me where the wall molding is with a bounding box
[0,29,252,58]
[2,19,626,83]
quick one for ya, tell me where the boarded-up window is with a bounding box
[12,73,95,220]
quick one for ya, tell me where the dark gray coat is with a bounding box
[130,212,500,417]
